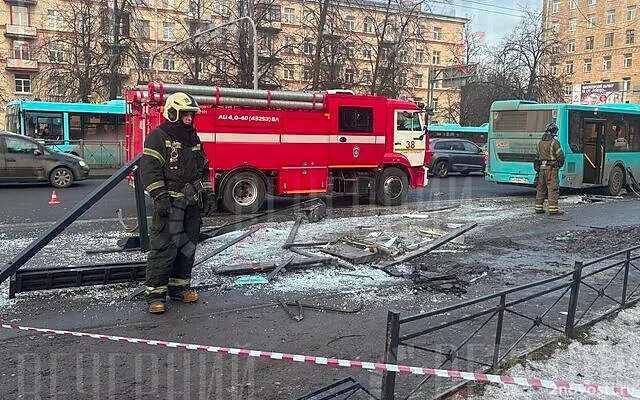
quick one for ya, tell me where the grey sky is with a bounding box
[431,0,542,48]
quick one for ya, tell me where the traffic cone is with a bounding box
[48,190,60,205]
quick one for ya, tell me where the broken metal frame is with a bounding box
[1,155,147,296]
[296,376,380,400]
[380,245,640,400]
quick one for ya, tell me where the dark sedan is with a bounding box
[0,131,90,188]
[428,138,487,178]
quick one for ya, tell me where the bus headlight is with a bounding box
[79,160,88,167]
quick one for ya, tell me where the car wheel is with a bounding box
[435,160,449,178]
[605,166,624,196]
[375,167,409,206]
[50,166,74,188]
[222,171,266,214]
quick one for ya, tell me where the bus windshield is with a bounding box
[5,104,20,134]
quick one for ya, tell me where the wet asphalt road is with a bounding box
[0,174,535,225]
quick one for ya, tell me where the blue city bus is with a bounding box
[4,99,126,167]
[485,100,640,196]
[427,123,489,146]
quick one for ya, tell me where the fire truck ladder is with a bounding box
[131,82,326,111]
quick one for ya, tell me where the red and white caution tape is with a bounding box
[2,323,638,398]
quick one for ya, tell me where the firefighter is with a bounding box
[140,92,215,314]
[534,122,565,215]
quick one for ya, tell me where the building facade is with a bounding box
[543,0,640,104]
[0,0,466,124]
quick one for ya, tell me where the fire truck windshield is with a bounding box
[396,110,424,132]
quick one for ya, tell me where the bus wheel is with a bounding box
[605,166,625,196]
[50,167,74,188]
[435,160,450,178]
[376,167,409,206]
[222,171,266,214]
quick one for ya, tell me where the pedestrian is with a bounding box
[534,122,565,215]
[139,92,215,314]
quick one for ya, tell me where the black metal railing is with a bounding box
[381,245,640,400]
[45,139,126,168]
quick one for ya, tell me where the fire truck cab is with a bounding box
[126,82,430,214]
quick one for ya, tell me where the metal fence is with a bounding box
[381,245,640,400]
[46,140,125,168]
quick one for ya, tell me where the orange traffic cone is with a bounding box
[48,190,60,205]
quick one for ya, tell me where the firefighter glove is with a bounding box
[202,191,215,216]
[154,193,172,217]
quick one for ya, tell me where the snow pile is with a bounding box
[469,306,640,399]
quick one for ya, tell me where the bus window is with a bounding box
[24,112,63,140]
[69,114,83,140]
[84,114,121,141]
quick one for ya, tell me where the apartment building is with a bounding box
[543,0,640,104]
[0,0,466,123]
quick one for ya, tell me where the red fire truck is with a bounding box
[125,82,430,214]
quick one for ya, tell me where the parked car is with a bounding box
[0,131,90,188]
[428,138,487,178]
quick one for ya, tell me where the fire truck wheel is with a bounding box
[376,167,409,206]
[222,171,266,214]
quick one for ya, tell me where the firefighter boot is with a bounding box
[169,287,198,303]
[148,299,166,314]
[548,204,564,215]
[534,203,545,214]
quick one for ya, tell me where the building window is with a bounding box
[162,0,174,8]
[583,58,592,72]
[569,18,577,31]
[363,17,373,33]
[604,32,614,47]
[362,44,372,59]
[283,7,295,24]
[139,53,150,69]
[606,10,615,24]
[50,79,64,96]
[623,53,633,68]
[302,39,313,55]
[345,42,355,58]
[626,29,635,44]
[415,49,424,63]
[628,6,637,21]
[585,36,594,50]
[344,69,354,83]
[431,50,440,65]
[12,40,30,60]
[15,74,31,93]
[570,0,577,10]
[283,35,295,53]
[433,27,442,40]
[12,6,29,26]
[587,0,596,5]
[362,69,372,84]
[587,14,596,28]
[552,0,560,13]
[566,61,574,74]
[603,56,612,70]
[47,10,63,29]
[415,24,424,36]
[136,19,150,39]
[550,64,557,75]
[623,77,632,91]
[414,74,423,87]
[162,56,175,71]
[344,16,355,31]
[302,66,312,81]
[552,22,559,34]
[433,99,439,111]
[567,41,575,53]
[565,85,572,96]
[284,64,294,80]
[163,21,174,41]
[48,44,64,62]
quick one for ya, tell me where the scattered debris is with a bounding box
[234,256,295,285]
[194,226,260,267]
[278,298,304,321]
[419,227,465,244]
[469,271,488,283]
[320,241,380,264]
[409,271,467,295]
[215,256,330,275]
[555,233,576,242]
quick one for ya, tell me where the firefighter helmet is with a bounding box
[545,122,559,135]
[163,92,200,123]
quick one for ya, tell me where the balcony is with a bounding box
[6,58,38,71]
[5,24,37,38]
[257,21,282,32]
[4,0,37,5]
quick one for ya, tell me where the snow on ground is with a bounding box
[468,305,640,399]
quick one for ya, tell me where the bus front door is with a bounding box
[582,120,605,185]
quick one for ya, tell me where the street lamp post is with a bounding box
[150,16,259,90]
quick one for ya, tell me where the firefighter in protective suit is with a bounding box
[140,92,215,314]
[534,122,565,215]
